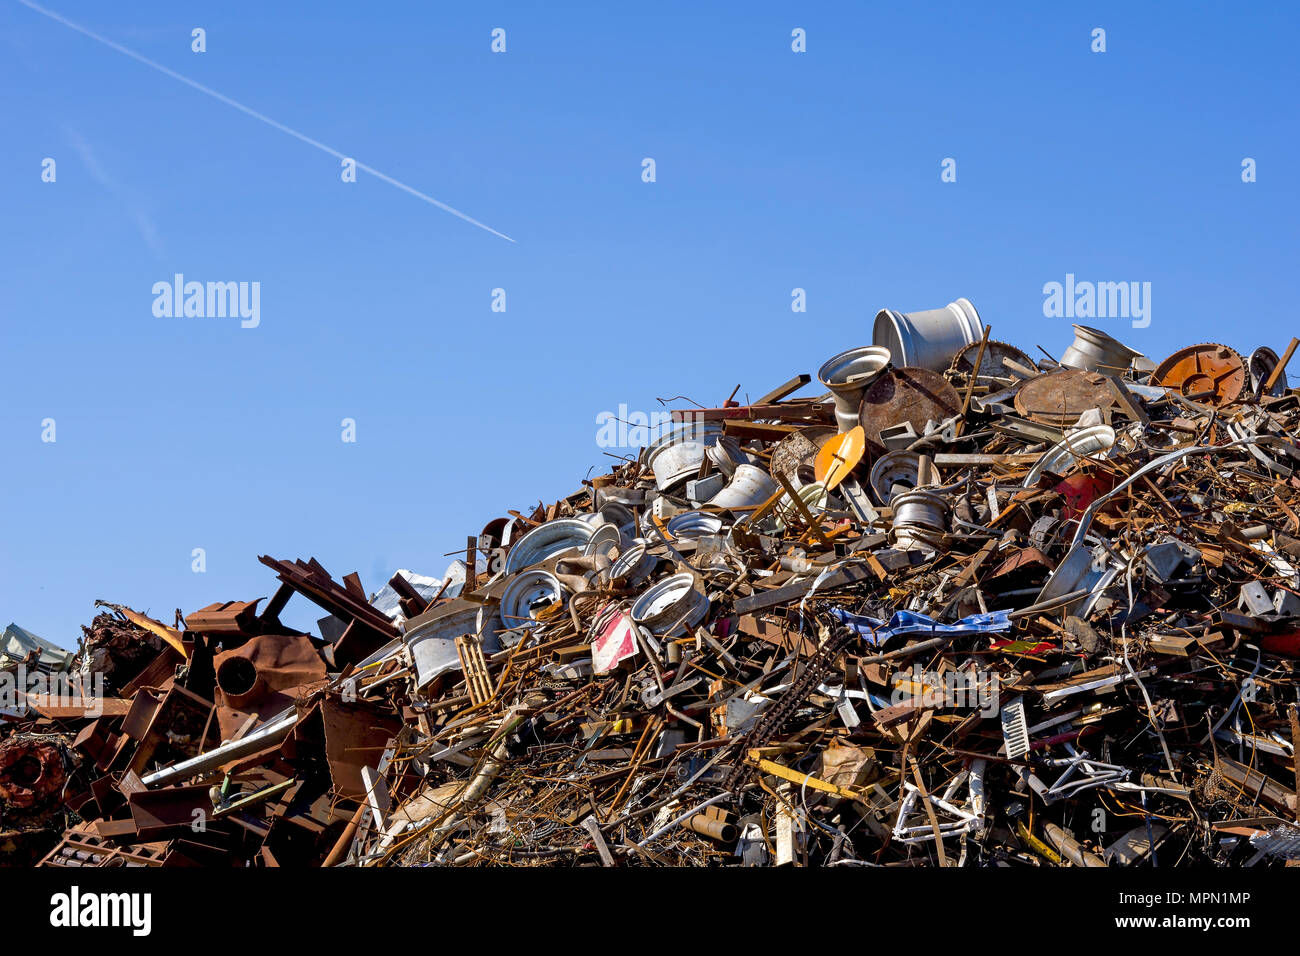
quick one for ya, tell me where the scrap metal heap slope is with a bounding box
[6,302,1300,868]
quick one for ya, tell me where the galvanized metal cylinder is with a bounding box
[706,464,780,510]
[873,298,983,372]
[1058,324,1140,373]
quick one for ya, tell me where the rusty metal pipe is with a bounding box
[216,655,266,709]
[322,801,368,867]
[1042,821,1107,867]
[631,792,732,853]
[681,812,738,843]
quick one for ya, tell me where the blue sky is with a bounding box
[2,1,1297,647]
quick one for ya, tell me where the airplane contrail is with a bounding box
[16,0,516,242]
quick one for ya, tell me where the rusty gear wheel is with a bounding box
[1151,343,1246,407]
[948,340,1037,381]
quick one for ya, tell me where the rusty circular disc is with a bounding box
[1013,369,1120,426]
[857,367,962,453]
[948,340,1037,380]
[1151,343,1246,407]
[770,426,836,484]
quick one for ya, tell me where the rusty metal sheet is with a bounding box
[318,697,402,800]
[769,425,836,484]
[115,605,188,658]
[258,556,399,668]
[184,600,262,636]
[857,367,961,453]
[124,685,215,775]
[25,696,132,719]
[212,633,328,712]
[126,784,215,842]
[121,687,166,741]
[734,614,818,656]
[1013,369,1120,425]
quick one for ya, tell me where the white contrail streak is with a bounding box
[16,0,516,242]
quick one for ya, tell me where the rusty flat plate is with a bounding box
[857,367,961,453]
[1152,343,1246,407]
[1013,369,1119,425]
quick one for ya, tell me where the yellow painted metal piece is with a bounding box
[747,750,865,802]
[1015,821,1063,864]
[118,607,187,659]
[814,426,865,490]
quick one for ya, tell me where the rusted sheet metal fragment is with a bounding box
[212,633,327,712]
[857,367,961,453]
[25,696,132,719]
[112,604,188,658]
[315,697,402,801]
[126,784,214,842]
[184,600,263,636]
[258,556,399,667]
[1014,369,1120,426]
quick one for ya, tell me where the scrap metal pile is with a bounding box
[8,298,1300,867]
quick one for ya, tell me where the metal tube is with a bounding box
[141,710,296,788]
[681,812,738,843]
[632,792,732,851]
[323,802,368,867]
[1042,821,1107,867]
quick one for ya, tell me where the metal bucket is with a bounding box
[706,464,779,511]
[1058,325,1142,373]
[630,572,709,637]
[499,569,567,631]
[645,422,725,491]
[818,346,891,432]
[873,298,983,372]
[504,518,595,575]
